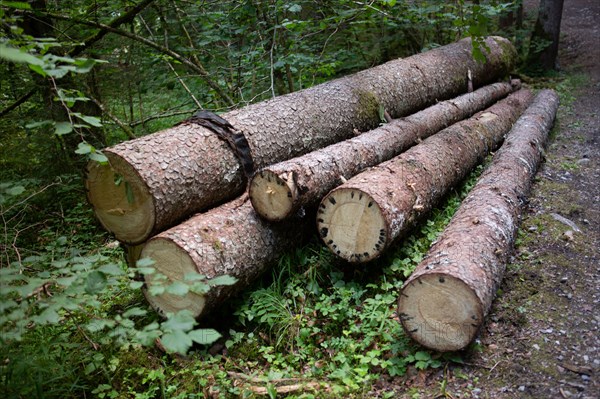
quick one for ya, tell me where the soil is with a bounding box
[387,0,600,397]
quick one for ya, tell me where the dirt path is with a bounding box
[396,0,600,397]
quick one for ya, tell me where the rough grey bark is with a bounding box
[317,89,534,263]
[249,80,521,221]
[141,196,311,319]
[529,0,564,70]
[398,90,559,352]
[86,36,517,244]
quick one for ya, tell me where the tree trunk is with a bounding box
[249,80,521,221]
[397,90,559,352]
[529,0,564,70]
[316,89,534,263]
[141,196,310,319]
[86,36,517,244]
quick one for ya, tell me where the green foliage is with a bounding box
[0,176,232,390]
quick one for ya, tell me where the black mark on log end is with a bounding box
[439,277,445,283]
[320,227,328,238]
[328,197,337,205]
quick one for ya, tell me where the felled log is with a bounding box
[86,36,517,244]
[397,90,559,352]
[141,196,310,319]
[317,89,534,263]
[249,81,521,221]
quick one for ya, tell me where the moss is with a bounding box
[353,87,381,125]
[494,36,519,72]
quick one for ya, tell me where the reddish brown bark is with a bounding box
[317,89,534,263]
[141,196,311,319]
[398,90,559,351]
[249,81,521,221]
[86,36,517,244]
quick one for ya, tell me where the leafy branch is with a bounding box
[31,10,235,106]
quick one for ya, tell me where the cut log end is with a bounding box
[86,156,155,245]
[317,188,387,262]
[141,238,206,318]
[398,273,484,352]
[249,170,298,221]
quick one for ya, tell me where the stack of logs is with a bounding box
[86,36,559,352]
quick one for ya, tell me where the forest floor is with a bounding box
[391,0,600,398]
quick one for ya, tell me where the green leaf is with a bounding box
[98,263,124,276]
[51,259,69,268]
[189,282,210,295]
[147,284,165,296]
[86,319,115,332]
[56,275,77,287]
[122,307,147,318]
[35,307,61,324]
[6,185,25,196]
[208,275,238,286]
[189,328,221,345]
[267,384,277,399]
[45,67,70,79]
[25,120,53,129]
[161,310,196,332]
[129,280,144,290]
[72,58,102,73]
[135,267,156,275]
[136,257,156,268]
[414,351,430,361]
[1,2,32,9]
[54,121,73,135]
[184,273,207,281]
[288,4,302,13]
[75,142,93,154]
[85,271,107,294]
[89,152,108,163]
[0,45,44,65]
[73,113,103,127]
[378,104,386,123]
[165,281,189,296]
[28,64,47,77]
[160,330,192,354]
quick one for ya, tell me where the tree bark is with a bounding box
[249,80,521,221]
[316,89,534,263]
[86,36,517,244]
[141,196,310,319]
[397,90,559,352]
[528,0,564,70]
